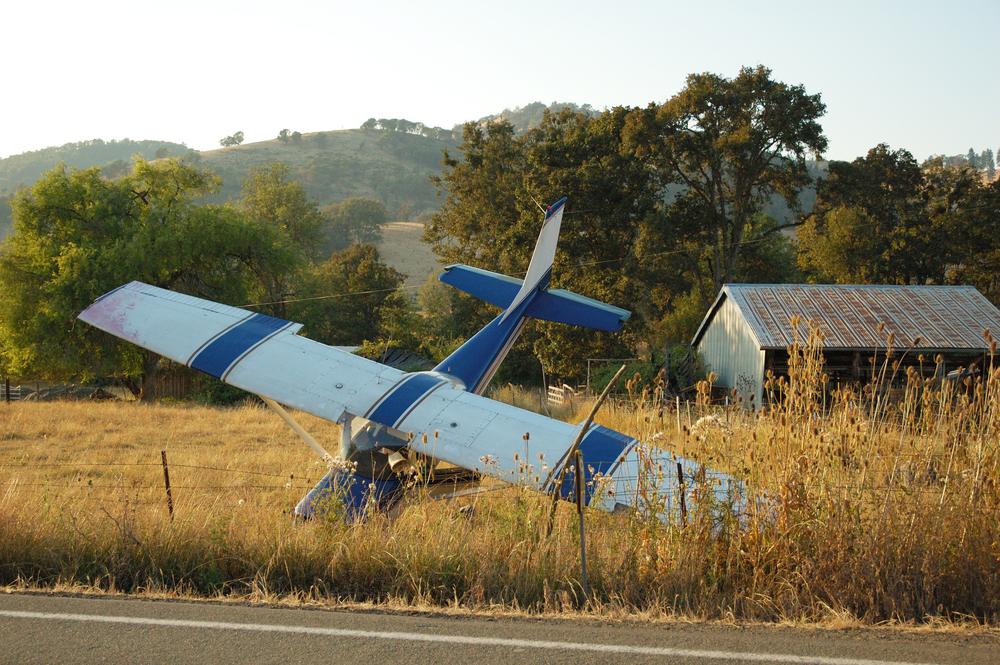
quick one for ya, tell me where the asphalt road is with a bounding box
[1,592,997,664]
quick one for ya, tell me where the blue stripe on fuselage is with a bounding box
[190,313,289,378]
[556,425,634,505]
[434,277,544,394]
[367,373,444,428]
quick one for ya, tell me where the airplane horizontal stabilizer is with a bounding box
[440,264,630,333]
[525,288,631,333]
[439,264,521,309]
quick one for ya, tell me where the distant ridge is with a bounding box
[0,138,189,194]
[0,102,831,240]
[470,101,599,133]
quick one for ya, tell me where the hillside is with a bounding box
[196,129,457,217]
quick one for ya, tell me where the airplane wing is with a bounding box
[79,282,741,514]
[78,281,406,423]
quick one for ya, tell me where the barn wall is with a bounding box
[695,296,765,408]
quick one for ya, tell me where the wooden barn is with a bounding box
[691,284,1000,408]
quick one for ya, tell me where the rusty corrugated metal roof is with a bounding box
[692,284,1000,351]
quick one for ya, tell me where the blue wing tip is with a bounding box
[545,196,568,218]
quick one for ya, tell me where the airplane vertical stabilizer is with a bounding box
[433,196,566,394]
[499,196,566,322]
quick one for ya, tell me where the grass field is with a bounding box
[1,337,998,626]
[376,221,440,283]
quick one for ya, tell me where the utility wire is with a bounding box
[238,236,779,308]
[0,461,316,482]
[241,283,423,308]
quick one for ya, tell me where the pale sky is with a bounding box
[1,0,996,161]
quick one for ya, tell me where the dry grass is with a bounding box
[376,221,440,283]
[1,333,998,626]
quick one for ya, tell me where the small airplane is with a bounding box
[78,197,741,521]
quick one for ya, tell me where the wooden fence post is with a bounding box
[160,449,174,521]
[676,461,687,525]
[4,377,10,404]
[574,449,590,602]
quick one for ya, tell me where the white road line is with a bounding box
[0,609,944,665]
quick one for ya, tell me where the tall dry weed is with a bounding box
[1,336,997,623]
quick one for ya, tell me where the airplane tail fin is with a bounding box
[499,196,567,321]
[440,196,629,333]
[433,196,630,393]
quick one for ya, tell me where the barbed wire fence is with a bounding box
[0,454,321,517]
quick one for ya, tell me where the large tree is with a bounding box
[0,159,299,397]
[237,163,325,320]
[322,197,387,253]
[240,163,324,257]
[983,148,996,180]
[426,109,665,379]
[951,179,1000,303]
[289,244,405,345]
[797,146,981,286]
[623,65,827,294]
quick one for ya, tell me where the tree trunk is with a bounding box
[138,352,161,401]
[123,377,142,400]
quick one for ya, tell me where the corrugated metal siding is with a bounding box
[694,295,765,406]
[723,285,1000,351]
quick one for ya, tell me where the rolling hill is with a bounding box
[195,128,457,216]
[0,129,459,240]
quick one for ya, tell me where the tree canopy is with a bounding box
[219,131,245,147]
[622,65,827,295]
[426,108,663,378]
[288,243,406,346]
[797,145,988,288]
[0,159,298,395]
[426,67,825,380]
[322,197,387,253]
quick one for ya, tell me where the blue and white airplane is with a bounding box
[78,197,740,521]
